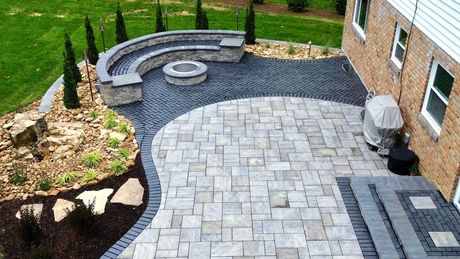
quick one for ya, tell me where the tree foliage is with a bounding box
[287,0,309,12]
[64,33,81,82]
[85,16,99,65]
[63,51,80,109]
[335,0,347,15]
[195,0,209,29]
[245,0,256,44]
[155,0,166,32]
[115,2,129,44]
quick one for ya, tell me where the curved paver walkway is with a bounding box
[104,55,370,258]
[117,97,392,258]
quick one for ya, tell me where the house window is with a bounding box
[391,24,408,68]
[421,60,455,134]
[353,0,371,36]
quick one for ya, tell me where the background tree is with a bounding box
[85,16,99,65]
[155,0,166,32]
[115,2,129,44]
[254,0,263,4]
[245,0,256,44]
[195,0,209,29]
[335,0,347,15]
[64,33,82,82]
[63,52,80,109]
[287,0,309,12]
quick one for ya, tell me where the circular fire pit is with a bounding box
[163,60,208,86]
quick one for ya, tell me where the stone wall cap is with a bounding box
[220,38,245,48]
[112,73,143,87]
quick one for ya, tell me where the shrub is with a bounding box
[105,109,117,119]
[82,169,98,182]
[104,117,117,129]
[115,2,129,44]
[37,178,52,191]
[56,172,77,186]
[10,169,27,186]
[18,207,41,247]
[254,0,263,3]
[89,110,98,120]
[118,123,129,134]
[245,0,256,44]
[335,0,347,15]
[287,0,309,12]
[287,43,295,55]
[85,16,99,65]
[66,201,96,233]
[82,152,102,168]
[30,245,52,259]
[195,0,209,29]
[155,0,166,32]
[107,137,121,148]
[62,34,80,109]
[119,147,130,160]
[64,33,81,83]
[110,159,127,176]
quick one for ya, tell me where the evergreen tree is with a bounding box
[195,0,209,29]
[115,2,129,44]
[155,0,166,32]
[245,0,256,44]
[64,33,82,82]
[335,0,347,15]
[85,16,99,65]
[63,52,80,109]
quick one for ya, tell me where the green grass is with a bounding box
[263,0,336,11]
[0,0,342,115]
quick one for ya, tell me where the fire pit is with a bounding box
[163,60,208,86]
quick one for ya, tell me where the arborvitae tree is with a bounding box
[195,0,209,29]
[254,0,263,4]
[64,33,82,82]
[335,0,347,15]
[155,0,166,32]
[245,0,256,44]
[85,16,99,65]
[63,52,80,109]
[115,2,129,44]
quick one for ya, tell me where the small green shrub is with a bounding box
[82,152,102,168]
[103,117,117,129]
[82,169,98,182]
[105,109,117,119]
[287,0,309,12]
[119,147,130,160]
[10,169,27,186]
[118,123,129,134]
[89,110,98,120]
[30,245,52,259]
[18,207,42,246]
[287,43,295,55]
[56,172,77,186]
[107,137,121,148]
[321,44,331,55]
[66,201,96,233]
[110,159,127,176]
[37,178,52,191]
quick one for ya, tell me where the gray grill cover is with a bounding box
[363,95,404,147]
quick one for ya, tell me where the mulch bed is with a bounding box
[0,154,148,259]
[214,0,344,20]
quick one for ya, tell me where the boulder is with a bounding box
[15,203,44,220]
[9,112,47,147]
[110,178,144,206]
[76,188,114,215]
[52,199,75,222]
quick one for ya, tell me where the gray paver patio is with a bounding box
[118,97,393,258]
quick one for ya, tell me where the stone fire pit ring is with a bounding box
[163,60,208,86]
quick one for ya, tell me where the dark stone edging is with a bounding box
[101,92,366,258]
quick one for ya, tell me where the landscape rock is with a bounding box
[16,147,32,158]
[109,131,127,142]
[15,203,44,220]
[9,111,47,147]
[52,198,75,222]
[76,188,114,215]
[110,178,144,206]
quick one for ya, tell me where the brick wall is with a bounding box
[342,0,460,200]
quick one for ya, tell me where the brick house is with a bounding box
[342,0,460,204]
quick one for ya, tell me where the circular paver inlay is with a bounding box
[122,97,392,258]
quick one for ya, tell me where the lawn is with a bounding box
[0,0,343,115]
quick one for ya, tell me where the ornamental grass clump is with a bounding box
[118,123,129,134]
[82,169,98,182]
[37,178,52,191]
[107,137,121,148]
[119,147,130,160]
[82,152,102,168]
[56,172,78,186]
[10,168,26,186]
[110,159,127,176]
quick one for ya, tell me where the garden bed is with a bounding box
[0,154,147,259]
[245,41,342,60]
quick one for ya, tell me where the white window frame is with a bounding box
[454,183,460,212]
[353,0,371,39]
[421,60,454,135]
[391,24,407,68]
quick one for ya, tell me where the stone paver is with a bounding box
[120,97,391,258]
[429,232,460,248]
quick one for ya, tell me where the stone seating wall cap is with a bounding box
[219,38,245,48]
[112,73,143,87]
